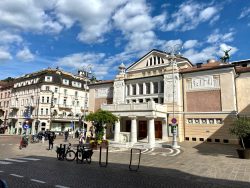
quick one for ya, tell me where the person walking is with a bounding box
[64,130,69,142]
[48,131,54,150]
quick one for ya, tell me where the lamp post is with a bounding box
[166,44,182,149]
[81,64,92,133]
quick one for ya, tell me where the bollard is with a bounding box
[129,148,141,172]
[99,146,108,168]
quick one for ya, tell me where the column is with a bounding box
[130,116,137,143]
[150,82,154,94]
[147,116,155,147]
[143,83,146,95]
[136,83,139,95]
[114,118,120,142]
[129,84,132,96]
[162,118,168,141]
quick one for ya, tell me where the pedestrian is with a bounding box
[75,130,79,138]
[48,131,54,150]
[64,130,69,142]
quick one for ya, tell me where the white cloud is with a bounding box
[207,30,235,43]
[239,7,250,19]
[55,0,127,43]
[16,47,35,61]
[183,40,199,49]
[0,30,23,44]
[112,0,165,53]
[0,0,62,33]
[0,47,12,61]
[57,52,105,70]
[161,1,220,31]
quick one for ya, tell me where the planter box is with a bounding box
[237,149,250,159]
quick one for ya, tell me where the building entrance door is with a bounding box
[139,121,147,139]
[155,121,162,139]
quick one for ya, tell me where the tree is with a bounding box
[230,117,250,149]
[85,109,118,141]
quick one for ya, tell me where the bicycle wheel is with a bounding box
[86,157,91,164]
[65,150,75,161]
[76,150,83,163]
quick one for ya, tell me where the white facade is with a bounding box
[8,69,89,135]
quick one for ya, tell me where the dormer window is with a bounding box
[63,79,69,85]
[45,76,52,82]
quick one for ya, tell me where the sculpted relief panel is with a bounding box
[186,75,220,91]
[113,80,125,104]
[164,73,179,103]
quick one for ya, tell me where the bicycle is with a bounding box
[56,143,76,161]
[76,144,93,164]
[19,134,29,150]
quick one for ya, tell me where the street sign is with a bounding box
[23,124,29,129]
[171,118,177,124]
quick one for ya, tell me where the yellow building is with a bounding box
[88,50,249,146]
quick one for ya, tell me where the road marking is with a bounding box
[18,157,41,161]
[141,148,149,154]
[31,179,46,184]
[169,148,181,156]
[0,170,4,172]
[1,144,6,146]
[4,158,27,163]
[0,161,12,164]
[10,174,23,178]
[55,185,70,188]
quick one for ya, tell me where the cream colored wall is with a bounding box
[220,72,237,111]
[236,73,250,115]
[88,88,96,113]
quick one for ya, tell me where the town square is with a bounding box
[1,0,250,187]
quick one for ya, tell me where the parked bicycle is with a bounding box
[56,143,75,161]
[76,144,93,164]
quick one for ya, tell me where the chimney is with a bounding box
[196,63,203,68]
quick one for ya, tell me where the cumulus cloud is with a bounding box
[55,0,127,43]
[207,30,235,44]
[0,30,23,44]
[16,47,35,61]
[0,0,62,33]
[161,1,220,31]
[112,0,165,53]
[183,40,199,49]
[0,47,12,61]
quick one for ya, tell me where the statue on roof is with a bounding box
[220,48,231,63]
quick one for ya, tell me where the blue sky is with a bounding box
[0,0,250,80]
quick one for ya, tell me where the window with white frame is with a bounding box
[45,76,52,82]
[46,108,49,115]
[72,81,82,88]
[55,87,58,93]
[41,108,43,115]
[63,79,69,85]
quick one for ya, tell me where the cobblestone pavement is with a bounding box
[1,135,250,187]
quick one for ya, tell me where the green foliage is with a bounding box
[230,117,250,149]
[86,109,118,141]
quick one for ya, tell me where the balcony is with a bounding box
[101,101,167,117]
[58,104,72,111]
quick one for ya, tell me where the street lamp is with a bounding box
[81,64,92,133]
[166,44,182,149]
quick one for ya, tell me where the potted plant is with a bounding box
[230,116,250,159]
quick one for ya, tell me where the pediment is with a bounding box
[126,49,192,72]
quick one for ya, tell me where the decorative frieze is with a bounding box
[186,75,220,91]
[113,80,125,104]
[96,87,113,98]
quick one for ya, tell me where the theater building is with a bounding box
[89,49,250,146]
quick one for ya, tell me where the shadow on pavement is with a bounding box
[1,154,250,188]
